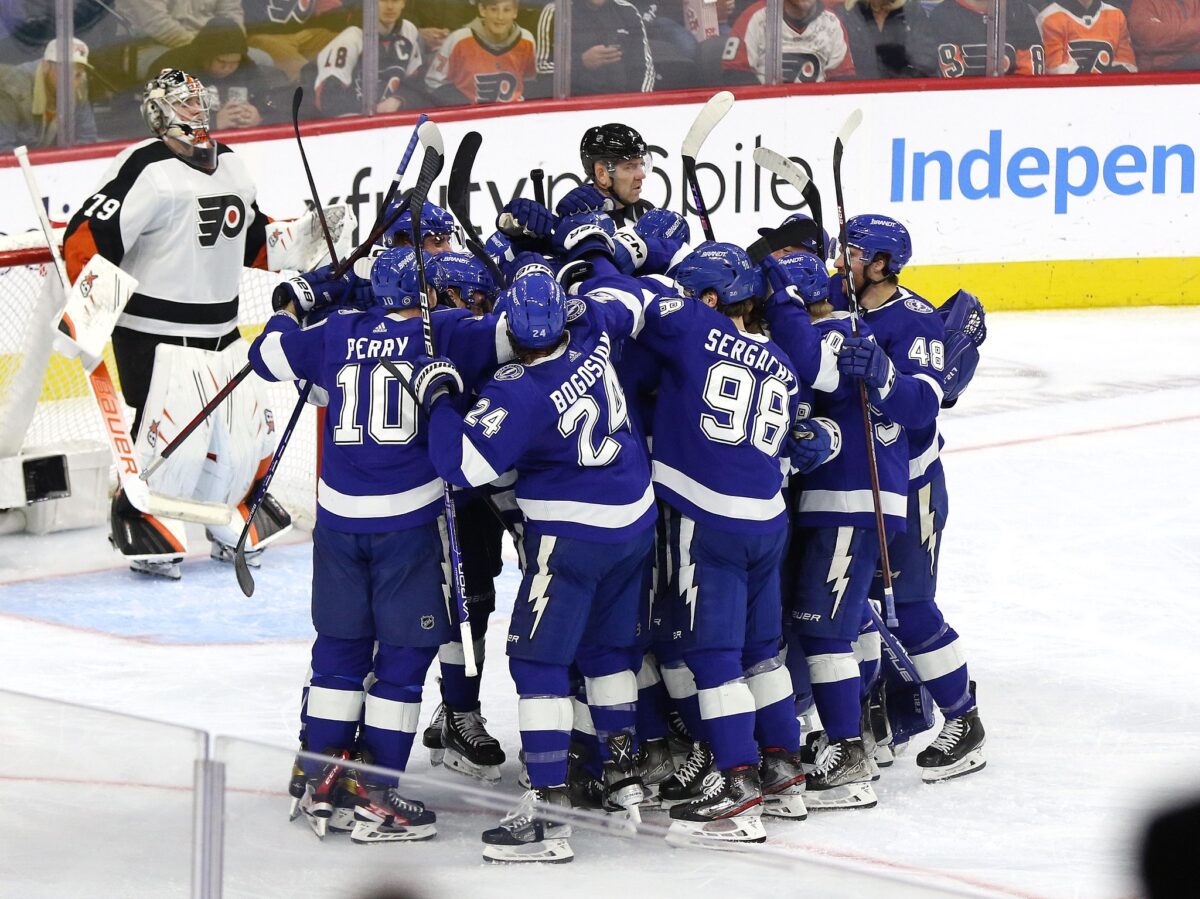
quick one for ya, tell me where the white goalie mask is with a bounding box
[142,68,216,171]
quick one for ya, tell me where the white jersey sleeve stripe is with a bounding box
[652,460,786,521]
[797,487,907,519]
[516,481,655,530]
[258,330,298,382]
[460,434,500,487]
[914,371,945,403]
[317,476,443,520]
[909,423,941,480]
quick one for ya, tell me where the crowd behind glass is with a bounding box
[0,0,1192,149]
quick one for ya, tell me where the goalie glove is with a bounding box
[265,204,357,272]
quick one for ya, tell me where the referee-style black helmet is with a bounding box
[580,123,647,177]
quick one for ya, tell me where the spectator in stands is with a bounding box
[723,0,855,82]
[408,0,479,54]
[929,0,1045,76]
[838,0,938,78]
[314,0,427,114]
[1128,0,1200,69]
[116,0,245,78]
[1036,0,1137,71]
[148,16,290,127]
[424,0,538,104]
[243,0,347,82]
[0,37,97,150]
[532,0,656,94]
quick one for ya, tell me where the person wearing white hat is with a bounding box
[0,37,98,150]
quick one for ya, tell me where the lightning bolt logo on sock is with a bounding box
[918,483,938,575]
[826,527,854,619]
[678,518,699,631]
[527,536,556,638]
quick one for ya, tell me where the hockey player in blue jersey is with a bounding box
[382,194,457,255]
[414,254,656,864]
[834,214,986,783]
[762,248,909,810]
[247,246,511,842]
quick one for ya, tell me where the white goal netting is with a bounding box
[0,230,318,533]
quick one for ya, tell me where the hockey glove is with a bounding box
[552,212,616,262]
[272,262,371,317]
[838,336,897,399]
[759,255,805,309]
[410,355,463,415]
[786,417,841,474]
[612,229,648,275]
[554,184,614,218]
[497,198,558,247]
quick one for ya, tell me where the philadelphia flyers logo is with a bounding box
[783,52,823,82]
[474,72,518,103]
[266,0,313,25]
[197,195,246,247]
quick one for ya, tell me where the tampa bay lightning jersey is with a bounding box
[427,285,656,544]
[774,306,909,533]
[634,294,800,534]
[249,307,507,533]
[860,287,946,490]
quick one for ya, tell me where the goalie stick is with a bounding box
[143,114,430,482]
[235,91,349,594]
[13,146,231,527]
[445,131,506,287]
[680,90,734,243]
[831,109,900,629]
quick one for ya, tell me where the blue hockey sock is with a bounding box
[660,659,704,741]
[800,636,861,741]
[511,658,573,787]
[577,645,638,763]
[894,601,973,718]
[744,643,799,752]
[784,629,815,723]
[302,635,372,773]
[437,636,487,712]
[360,643,438,783]
[635,653,671,741]
[689,649,759,770]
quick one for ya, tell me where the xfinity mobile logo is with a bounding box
[891,130,1195,214]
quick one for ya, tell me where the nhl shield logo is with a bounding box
[420,615,435,630]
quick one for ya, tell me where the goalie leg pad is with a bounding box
[109,488,189,561]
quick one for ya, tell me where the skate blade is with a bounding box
[303,810,330,839]
[482,838,574,864]
[665,815,767,850]
[762,794,808,820]
[443,749,501,784]
[329,808,357,833]
[350,820,437,843]
[428,747,445,767]
[921,752,986,783]
[603,803,641,834]
[804,782,877,811]
[288,796,301,822]
[874,744,895,767]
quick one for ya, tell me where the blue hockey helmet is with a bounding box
[758,213,831,261]
[634,207,691,245]
[502,261,567,349]
[937,289,987,408]
[777,251,831,306]
[425,251,497,311]
[382,197,455,248]
[844,214,911,275]
[369,246,425,309]
[673,242,760,306]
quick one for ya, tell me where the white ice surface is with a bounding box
[2,307,1199,899]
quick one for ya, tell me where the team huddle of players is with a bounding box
[246,121,988,862]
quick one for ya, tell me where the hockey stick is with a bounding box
[233,91,348,593]
[379,123,479,676]
[145,116,430,481]
[445,131,506,287]
[680,90,734,243]
[832,109,900,629]
[531,168,546,207]
[866,602,922,684]
[14,146,231,527]
[750,147,830,260]
[235,381,312,597]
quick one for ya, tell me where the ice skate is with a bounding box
[422,696,446,766]
[128,557,182,580]
[208,534,262,568]
[481,787,574,864]
[287,758,306,821]
[658,741,715,809]
[666,710,692,767]
[441,706,505,783]
[758,748,807,819]
[517,748,530,789]
[601,732,645,825]
[804,738,877,810]
[666,765,767,849]
[637,737,676,806]
[296,749,352,839]
[799,729,826,773]
[566,743,604,810]
[918,701,986,783]
[342,773,436,843]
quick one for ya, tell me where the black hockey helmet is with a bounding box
[580,123,647,178]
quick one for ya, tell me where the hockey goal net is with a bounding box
[0,231,318,534]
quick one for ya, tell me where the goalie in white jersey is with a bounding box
[63,68,353,579]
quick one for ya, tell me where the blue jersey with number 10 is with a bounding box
[428,286,656,544]
[249,307,507,533]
